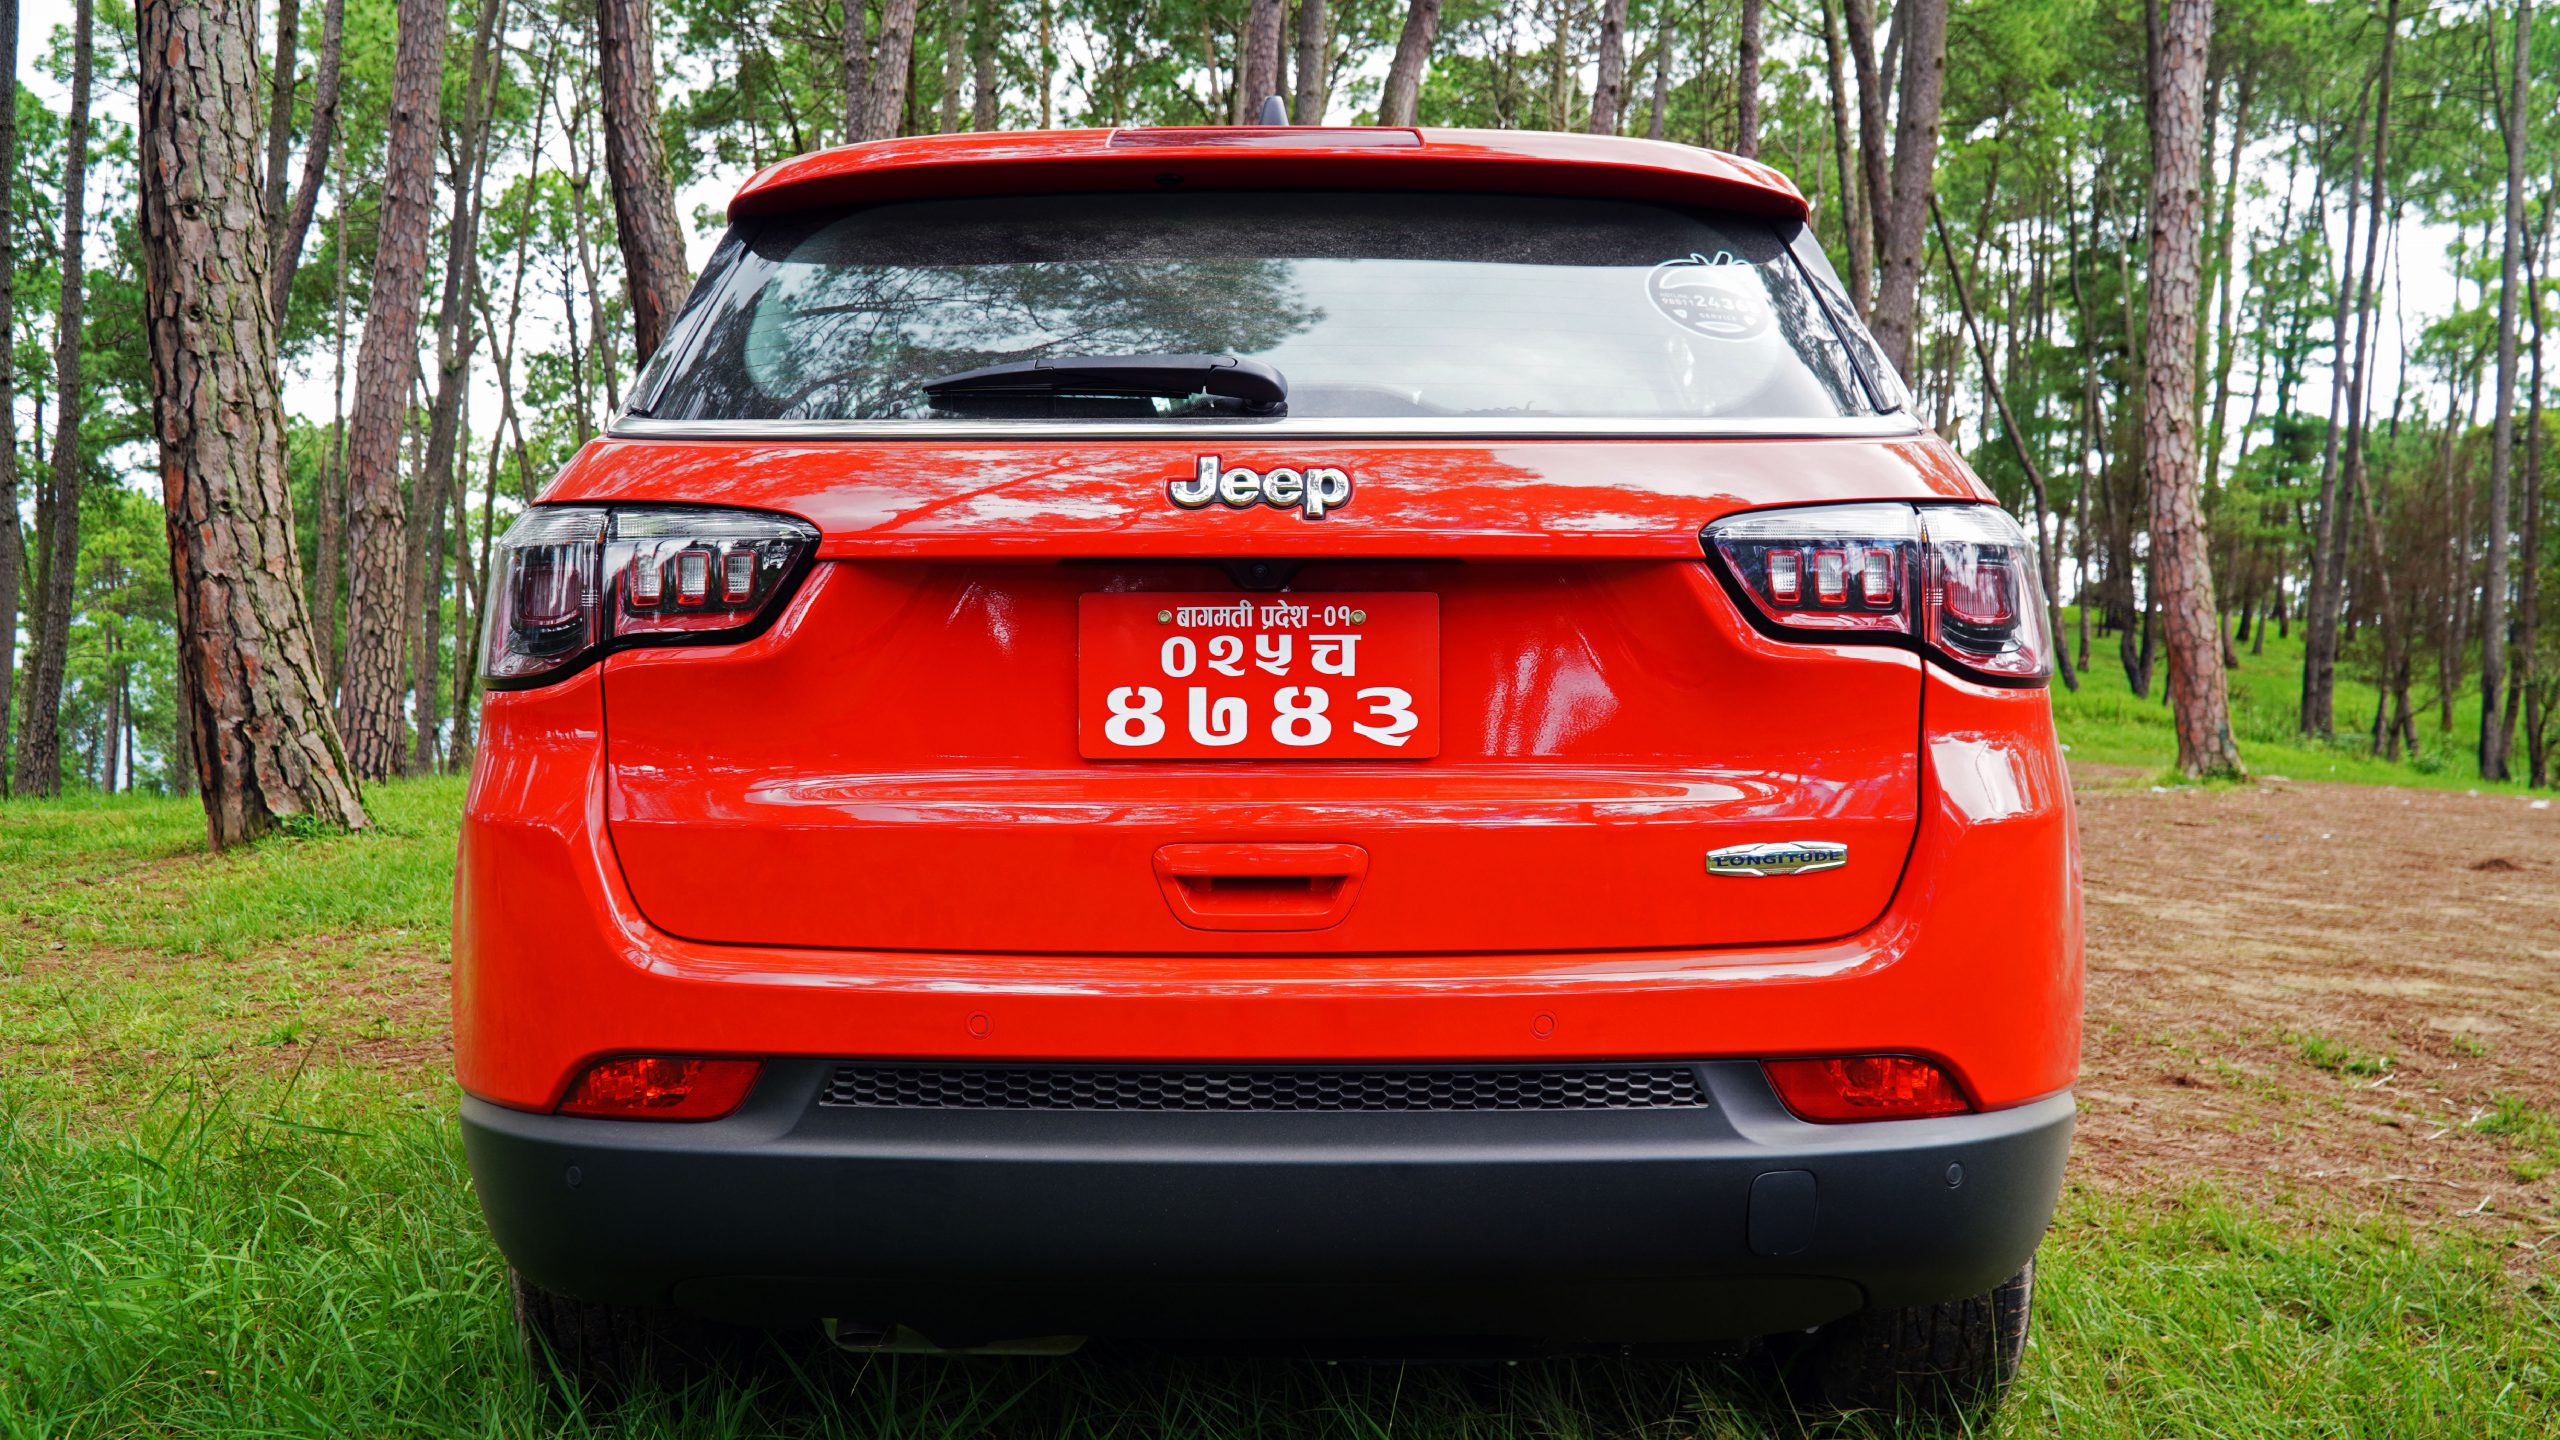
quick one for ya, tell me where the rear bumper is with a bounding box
[464,1063,2071,1346]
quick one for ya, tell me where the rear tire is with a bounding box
[508,1267,737,1404]
[1786,1256,2035,1419]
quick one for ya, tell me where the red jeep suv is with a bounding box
[457,125,2080,1415]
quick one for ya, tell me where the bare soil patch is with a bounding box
[2071,765,2560,1245]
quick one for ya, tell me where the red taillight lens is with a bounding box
[1764,1055,1973,1122]
[557,1057,761,1120]
[481,505,819,688]
[1704,502,2052,683]
[1706,502,1917,636]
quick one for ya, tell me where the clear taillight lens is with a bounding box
[481,505,818,688]
[1704,502,2051,684]
[1918,505,2053,681]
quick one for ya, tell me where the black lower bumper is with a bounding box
[463,1061,2071,1346]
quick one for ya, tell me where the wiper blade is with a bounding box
[921,353,1287,414]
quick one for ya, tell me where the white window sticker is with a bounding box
[1648,252,1772,342]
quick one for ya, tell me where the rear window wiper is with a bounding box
[921,353,1288,415]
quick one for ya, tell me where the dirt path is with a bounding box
[2071,767,2560,1244]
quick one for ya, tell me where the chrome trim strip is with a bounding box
[605,414,1930,443]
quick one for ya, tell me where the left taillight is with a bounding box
[480,505,819,688]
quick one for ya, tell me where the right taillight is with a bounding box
[1704,502,2052,684]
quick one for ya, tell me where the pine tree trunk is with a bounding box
[860,0,920,138]
[2479,0,2531,780]
[137,0,369,844]
[338,0,446,782]
[971,0,997,127]
[0,0,22,786]
[1588,0,1626,134]
[317,122,349,693]
[1819,0,1870,312]
[2147,0,2237,781]
[1645,14,1670,138]
[939,0,965,130]
[1378,0,1440,126]
[2521,200,2548,786]
[598,0,690,363]
[14,0,95,798]
[1868,0,1945,377]
[841,0,868,139]
[1292,0,1327,122]
[1238,0,1283,120]
[407,0,503,775]
[260,0,299,227]
[1843,0,1890,311]
[1734,0,1761,157]
[2323,4,2401,744]
[267,0,344,320]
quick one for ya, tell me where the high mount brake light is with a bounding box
[480,505,819,688]
[1704,502,2053,684]
[1763,1055,1974,1122]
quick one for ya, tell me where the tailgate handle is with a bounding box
[1151,843,1370,932]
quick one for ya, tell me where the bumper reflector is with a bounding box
[558,1057,761,1121]
[1764,1055,1972,1122]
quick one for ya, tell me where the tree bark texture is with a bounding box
[338,0,446,781]
[2478,0,2530,779]
[971,0,997,128]
[407,0,504,774]
[1292,0,1328,122]
[1588,0,1628,134]
[0,0,21,785]
[260,0,298,229]
[14,0,95,798]
[1843,0,1890,308]
[136,0,369,844]
[267,0,344,320]
[841,0,868,139]
[2144,0,2242,778]
[1868,0,1945,378]
[1734,0,1762,158]
[859,0,919,139]
[939,0,965,130]
[1238,0,1284,121]
[1378,0,1439,126]
[598,0,691,362]
[1818,0,1872,316]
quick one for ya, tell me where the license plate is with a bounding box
[1078,593,1440,759]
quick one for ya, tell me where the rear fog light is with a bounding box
[1764,1055,1973,1122]
[558,1057,762,1120]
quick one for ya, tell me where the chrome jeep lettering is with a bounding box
[1172,456,1355,520]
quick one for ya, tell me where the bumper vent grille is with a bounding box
[818,1065,1709,1112]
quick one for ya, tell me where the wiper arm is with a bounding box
[921,353,1287,414]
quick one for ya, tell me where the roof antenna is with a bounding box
[1256,94,1290,126]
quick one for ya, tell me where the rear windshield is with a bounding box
[634,190,1883,424]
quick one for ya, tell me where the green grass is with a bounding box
[0,778,463,1120]
[2285,1032,2394,1079]
[3,1092,2553,1438]
[6,771,2558,1435]
[2050,608,2546,792]
[2473,1097,2560,1185]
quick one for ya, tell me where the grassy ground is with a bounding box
[2050,608,2548,792]
[6,781,2557,1436]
